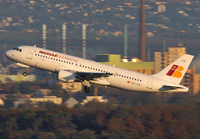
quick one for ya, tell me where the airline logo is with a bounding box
[166,64,184,78]
[39,50,78,63]
[39,51,59,57]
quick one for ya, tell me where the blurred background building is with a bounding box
[154,43,200,95]
[96,54,154,75]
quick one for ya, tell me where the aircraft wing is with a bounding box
[56,66,113,85]
[75,72,113,80]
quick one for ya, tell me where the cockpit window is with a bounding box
[13,47,22,52]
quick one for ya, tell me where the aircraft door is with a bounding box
[27,49,34,59]
[146,77,154,89]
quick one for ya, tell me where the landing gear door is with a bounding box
[27,49,34,59]
[146,77,154,89]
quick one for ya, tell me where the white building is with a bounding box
[0,99,4,106]
[81,96,108,106]
[14,96,62,107]
[64,97,79,108]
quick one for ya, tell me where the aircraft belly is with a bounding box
[108,77,143,91]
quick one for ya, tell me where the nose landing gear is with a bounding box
[23,67,30,77]
[23,72,28,76]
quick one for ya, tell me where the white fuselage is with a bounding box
[5,46,189,93]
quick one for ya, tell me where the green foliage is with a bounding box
[0,104,200,138]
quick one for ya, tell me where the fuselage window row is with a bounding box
[35,53,142,82]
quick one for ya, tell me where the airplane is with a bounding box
[5,45,194,93]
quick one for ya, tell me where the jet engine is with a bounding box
[57,70,76,82]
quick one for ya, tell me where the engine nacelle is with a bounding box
[57,70,76,82]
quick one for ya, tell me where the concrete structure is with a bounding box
[82,24,87,59]
[154,45,200,94]
[64,97,79,108]
[139,0,146,61]
[181,66,200,95]
[58,82,82,93]
[80,96,108,106]
[0,74,36,83]
[14,96,62,107]
[154,45,186,73]
[42,24,47,49]
[158,5,166,13]
[62,24,67,54]
[0,99,4,106]
[96,54,154,75]
[35,89,51,97]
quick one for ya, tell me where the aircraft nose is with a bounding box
[5,50,13,59]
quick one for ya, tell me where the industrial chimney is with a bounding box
[139,0,146,61]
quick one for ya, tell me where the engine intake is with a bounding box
[57,70,76,82]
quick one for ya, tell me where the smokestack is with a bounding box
[124,24,128,58]
[42,24,46,49]
[82,24,86,59]
[139,0,146,61]
[62,24,67,54]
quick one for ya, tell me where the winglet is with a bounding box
[153,54,194,84]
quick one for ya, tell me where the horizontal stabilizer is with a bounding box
[162,85,184,90]
[159,84,188,92]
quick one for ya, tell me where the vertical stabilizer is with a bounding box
[153,54,194,84]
